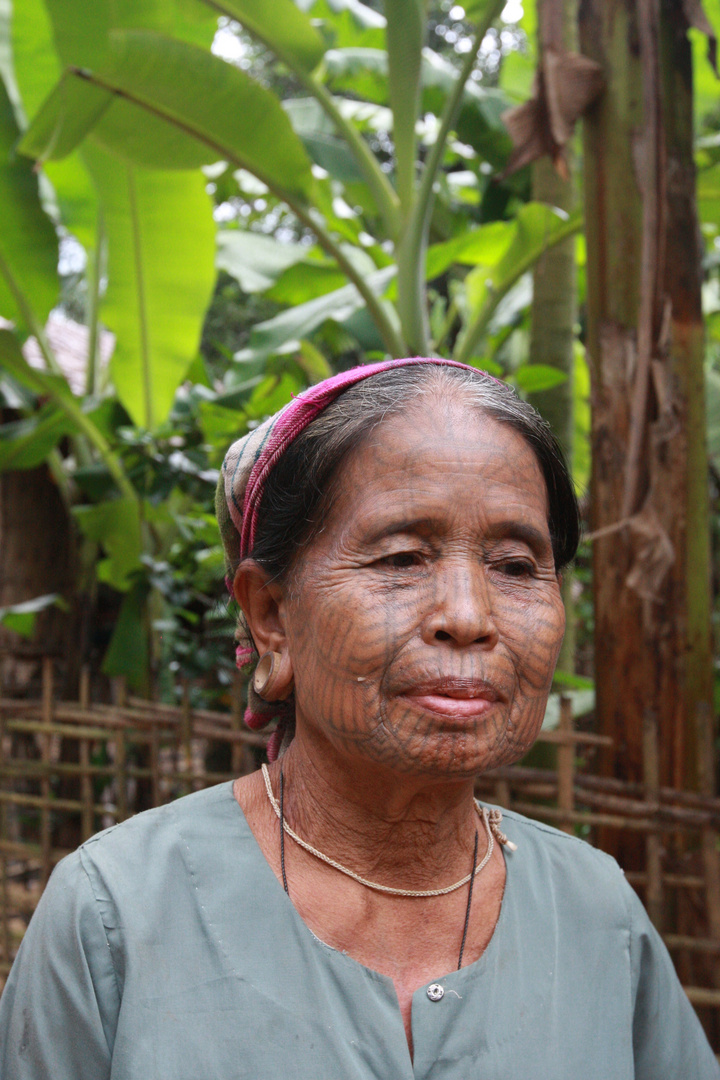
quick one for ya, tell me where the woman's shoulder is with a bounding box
[74,781,246,901]
[82,779,238,849]
[491,804,633,920]
[492,802,622,864]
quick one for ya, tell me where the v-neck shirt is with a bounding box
[0,781,717,1079]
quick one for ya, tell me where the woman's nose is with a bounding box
[422,560,499,649]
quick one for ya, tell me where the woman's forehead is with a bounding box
[345,397,539,476]
[326,400,549,531]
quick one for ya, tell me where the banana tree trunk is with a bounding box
[529,0,578,673]
[580,0,713,864]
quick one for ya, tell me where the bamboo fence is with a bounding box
[1,663,720,1049]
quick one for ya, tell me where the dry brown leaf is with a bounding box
[500,49,604,179]
[625,502,675,603]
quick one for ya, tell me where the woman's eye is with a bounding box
[380,551,422,569]
[497,558,534,578]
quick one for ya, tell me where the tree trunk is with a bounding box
[580,0,712,865]
[530,0,578,673]
[0,465,77,694]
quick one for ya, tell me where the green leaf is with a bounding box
[513,364,568,393]
[242,371,305,421]
[43,0,218,70]
[426,219,515,279]
[0,0,14,99]
[0,593,67,639]
[0,402,74,471]
[552,669,595,691]
[198,401,251,461]
[0,324,136,498]
[282,95,394,194]
[11,0,105,247]
[101,580,149,689]
[265,262,348,305]
[324,47,389,103]
[21,31,315,201]
[698,163,720,232]
[690,1,720,132]
[419,48,511,167]
[18,73,114,165]
[296,339,333,383]
[73,497,142,591]
[14,8,218,431]
[9,0,60,120]
[455,204,583,364]
[324,46,511,166]
[384,0,424,206]
[0,325,73,400]
[0,77,58,333]
[573,340,590,495]
[305,0,385,49]
[497,0,536,103]
[12,0,217,252]
[201,0,325,72]
[236,265,396,360]
[17,24,403,354]
[82,143,216,429]
[216,230,320,294]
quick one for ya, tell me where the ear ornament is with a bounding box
[253,651,293,702]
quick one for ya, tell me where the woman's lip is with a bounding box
[402,691,500,719]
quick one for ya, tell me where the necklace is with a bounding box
[265,765,488,970]
[261,762,499,897]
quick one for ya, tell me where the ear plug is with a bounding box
[253,652,293,701]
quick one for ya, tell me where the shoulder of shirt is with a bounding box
[484,802,627,881]
[77,780,237,861]
[490,805,642,932]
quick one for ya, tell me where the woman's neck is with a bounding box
[273,734,482,891]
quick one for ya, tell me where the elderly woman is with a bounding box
[0,357,717,1079]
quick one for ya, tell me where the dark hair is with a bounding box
[249,364,580,580]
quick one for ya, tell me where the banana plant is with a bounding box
[0,0,218,686]
[19,0,581,373]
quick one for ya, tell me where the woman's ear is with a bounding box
[233,561,288,658]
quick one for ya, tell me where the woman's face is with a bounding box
[281,395,566,778]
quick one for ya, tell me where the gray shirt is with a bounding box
[0,781,717,1078]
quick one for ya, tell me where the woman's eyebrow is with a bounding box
[487,520,552,552]
[362,517,438,544]
[361,518,551,550]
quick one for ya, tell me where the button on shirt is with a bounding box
[0,782,717,1079]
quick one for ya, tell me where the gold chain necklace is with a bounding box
[260,763,515,898]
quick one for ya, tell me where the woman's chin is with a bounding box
[367,728,526,780]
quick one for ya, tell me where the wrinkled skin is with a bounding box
[281,398,565,779]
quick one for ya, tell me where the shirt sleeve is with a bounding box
[0,850,120,1080]
[627,880,720,1078]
